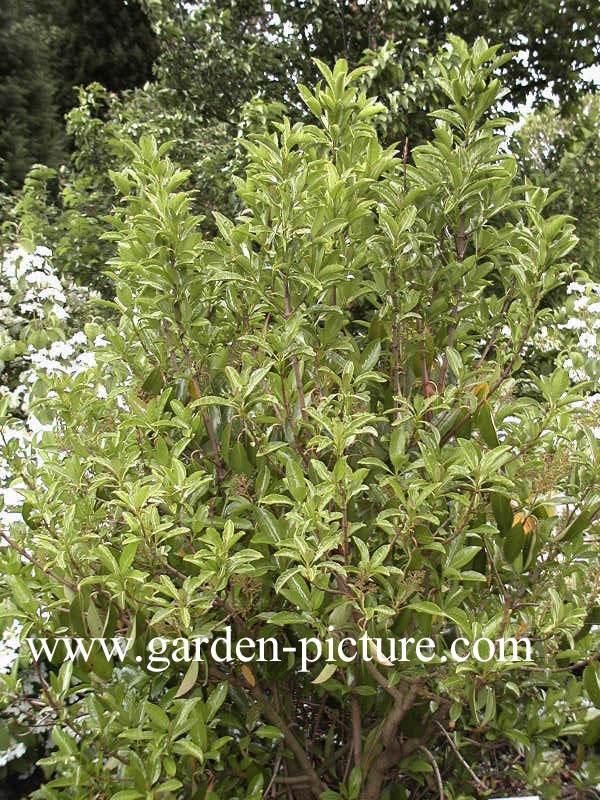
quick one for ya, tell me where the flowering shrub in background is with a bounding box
[529,279,600,386]
[0,245,101,416]
[555,280,600,384]
[0,244,105,783]
[527,279,600,445]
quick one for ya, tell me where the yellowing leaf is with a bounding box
[473,381,490,399]
[175,659,199,698]
[241,665,256,687]
[512,510,537,535]
[368,638,394,667]
[312,662,337,684]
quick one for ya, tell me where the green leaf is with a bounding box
[584,663,600,707]
[448,546,481,572]
[582,715,600,746]
[407,601,443,617]
[348,765,362,799]
[206,682,228,721]
[491,492,513,535]
[86,599,105,638]
[389,428,406,471]
[559,510,590,542]
[142,366,163,396]
[52,727,77,755]
[144,702,170,731]
[285,458,307,502]
[503,523,524,561]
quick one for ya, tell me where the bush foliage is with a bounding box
[2,39,600,800]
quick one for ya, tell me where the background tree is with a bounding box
[513,94,600,279]
[0,0,64,189]
[445,0,600,108]
[0,0,156,191]
[42,0,157,116]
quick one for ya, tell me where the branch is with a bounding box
[351,691,362,767]
[170,295,226,481]
[419,745,445,800]
[246,676,326,799]
[363,680,420,800]
[283,275,307,420]
[434,721,487,792]
[226,604,325,798]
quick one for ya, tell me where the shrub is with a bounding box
[0,244,105,784]
[2,39,600,800]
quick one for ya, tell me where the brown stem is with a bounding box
[248,678,326,798]
[391,296,401,419]
[351,691,362,768]
[438,288,461,394]
[434,722,487,792]
[418,745,445,800]
[163,319,224,481]
[340,485,349,562]
[362,682,420,800]
[283,276,307,420]
[476,283,516,369]
[455,212,467,261]
[226,605,325,797]
[416,318,435,405]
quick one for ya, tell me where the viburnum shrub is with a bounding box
[3,38,600,800]
[0,244,105,780]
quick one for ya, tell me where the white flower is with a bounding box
[0,742,27,768]
[567,281,587,294]
[18,302,41,314]
[0,307,22,326]
[559,317,586,330]
[29,353,64,374]
[2,487,24,507]
[25,271,62,289]
[50,305,69,321]
[579,331,597,352]
[574,296,589,312]
[48,341,75,359]
[75,351,96,369]
[38,288,67,303]
[28,416,54,435]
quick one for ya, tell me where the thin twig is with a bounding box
[419,745,445,800]
[434,721,487,792]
